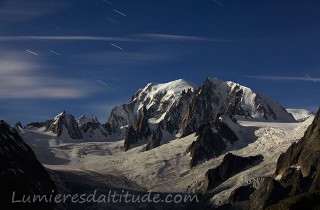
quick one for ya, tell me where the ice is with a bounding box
[19,114,313,207]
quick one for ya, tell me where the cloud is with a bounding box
[74,50,183,66]
[0,0,67,22]
[0,56,99,99]
[136,33,224,41]
[0,36,140,42]
[0,34,220,43]
[244,75,320,82]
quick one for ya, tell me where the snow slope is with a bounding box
[224,79,295,122]
[108,79,195,137]
[286,108,314,122]
[141,79,195,107]
[209,117,313,205]
[20,116,312,208]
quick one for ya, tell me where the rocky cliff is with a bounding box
[0,120,56,209]
[110,79,195,150]
[186,115,240,167]
[250,107,320,210]
[108,77,295,150]
[179,78,296,137]
[46,111,83,139]
[203,153,263,193]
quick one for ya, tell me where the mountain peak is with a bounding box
[140,79,195,96]
[77,115,100,126]
[54,110,67,120]
[108,79,196,141]
[48,112,83,139]
[40,112,109,140]
[108,77,295,150]
[179,77,295,136]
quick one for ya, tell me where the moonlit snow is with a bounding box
[18,115,313,207]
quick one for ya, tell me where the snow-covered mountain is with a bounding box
[28,111,110,141]
[108,79,195,149]
[47,111,83,139]
[108,77,296,150]
[28,77,295,148]
[179,77,296,137]
[108,79,195,133]
[286,108,313,122]
[17,104,317,209]
[77,115,110,140]
[14,76,317,209]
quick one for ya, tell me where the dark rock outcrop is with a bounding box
[266,191,320,210]
[222,86,248,119]
[0,120,56,209]
[135,106,151,140]
[165,88,194,134]
[103,123,112,134]
[180,78,224,137]
[124,126,138,151]
[228,184,255,204]
[216,119,239,144]
[186,116,239,167]
[250,178,289,210]
[145,128,163,151]
[203,153,263,193]
[123,106,153,150]
[186,124,226,167]
[249,107,320,210]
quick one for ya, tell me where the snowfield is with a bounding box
[286,108,314,122]
[19,116,313,208]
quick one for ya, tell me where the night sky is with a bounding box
[1,0,320,125]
